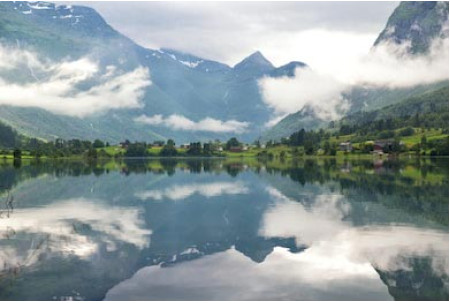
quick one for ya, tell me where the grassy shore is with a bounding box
[0,145,444,160]
[1,127,447,160]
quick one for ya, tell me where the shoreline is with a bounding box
[2,154,449,161]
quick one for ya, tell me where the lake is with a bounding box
[0,158,448,300]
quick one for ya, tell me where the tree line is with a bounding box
[0,136,250,159]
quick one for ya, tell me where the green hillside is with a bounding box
[338,84,449,132]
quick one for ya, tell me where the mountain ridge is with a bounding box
[0,1,305,143]
[0,1,447,144]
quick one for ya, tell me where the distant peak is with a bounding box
[248,50,265,59]
[244,51,272,65]
[234,50,274,72]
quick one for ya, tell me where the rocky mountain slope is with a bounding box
[374,1,449,53]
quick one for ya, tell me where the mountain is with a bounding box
[337,84,449,131]
[160,48,231,73]
[0,120,21,148]
[262,80,449,142]
[264,1,449,142]
[0,1,305,144]
[374,1,449,54]
[262,107,328,142]
[269,61,307,78]
[0,1,127,58]
[234,51,275,78]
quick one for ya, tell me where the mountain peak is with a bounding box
[234,51,274,72]
[247,50,268,61]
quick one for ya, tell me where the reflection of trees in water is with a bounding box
[261,159,448,226]
[225,163,244,177]
[1,158,448,239]
[0,159,110,194]
[0,191,16,244]
[159,159,177,176]
[0,191,14,219]
[1,159,448,221]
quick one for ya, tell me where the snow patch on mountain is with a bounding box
[179,60,203,68]
[28,2,53,10]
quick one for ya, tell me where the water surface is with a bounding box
[0,158,448,300]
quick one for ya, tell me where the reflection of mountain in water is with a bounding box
[105,247,392,301]
[0,158,447,300]
[376,257,449,301]
[0,161,304,300]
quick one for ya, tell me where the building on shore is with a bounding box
[339,142,352,152]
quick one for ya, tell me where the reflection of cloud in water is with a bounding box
[260,187,449,275]
[105,186,448,300]
[105,247,391,300]
[261,187,350,245]
[135,181,249,201]
[0,198,151,272]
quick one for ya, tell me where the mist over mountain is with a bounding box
[0,1,304,143]
[263,1,449,142]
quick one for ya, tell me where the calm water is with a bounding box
[0,158,448,301]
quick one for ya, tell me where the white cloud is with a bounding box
[135,181,249,201]
[134,114,250,134]
[259,37,449,122]
[261,187,350,246]
[0,45,151,118]
[348,38,449,87]
[260,67,351,121]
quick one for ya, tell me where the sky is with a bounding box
[63,1,400,68]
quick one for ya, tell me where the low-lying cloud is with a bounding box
[0,45,151,117]
[259,37,449,122]
[260,68,350,121]
[135,114,250,133]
